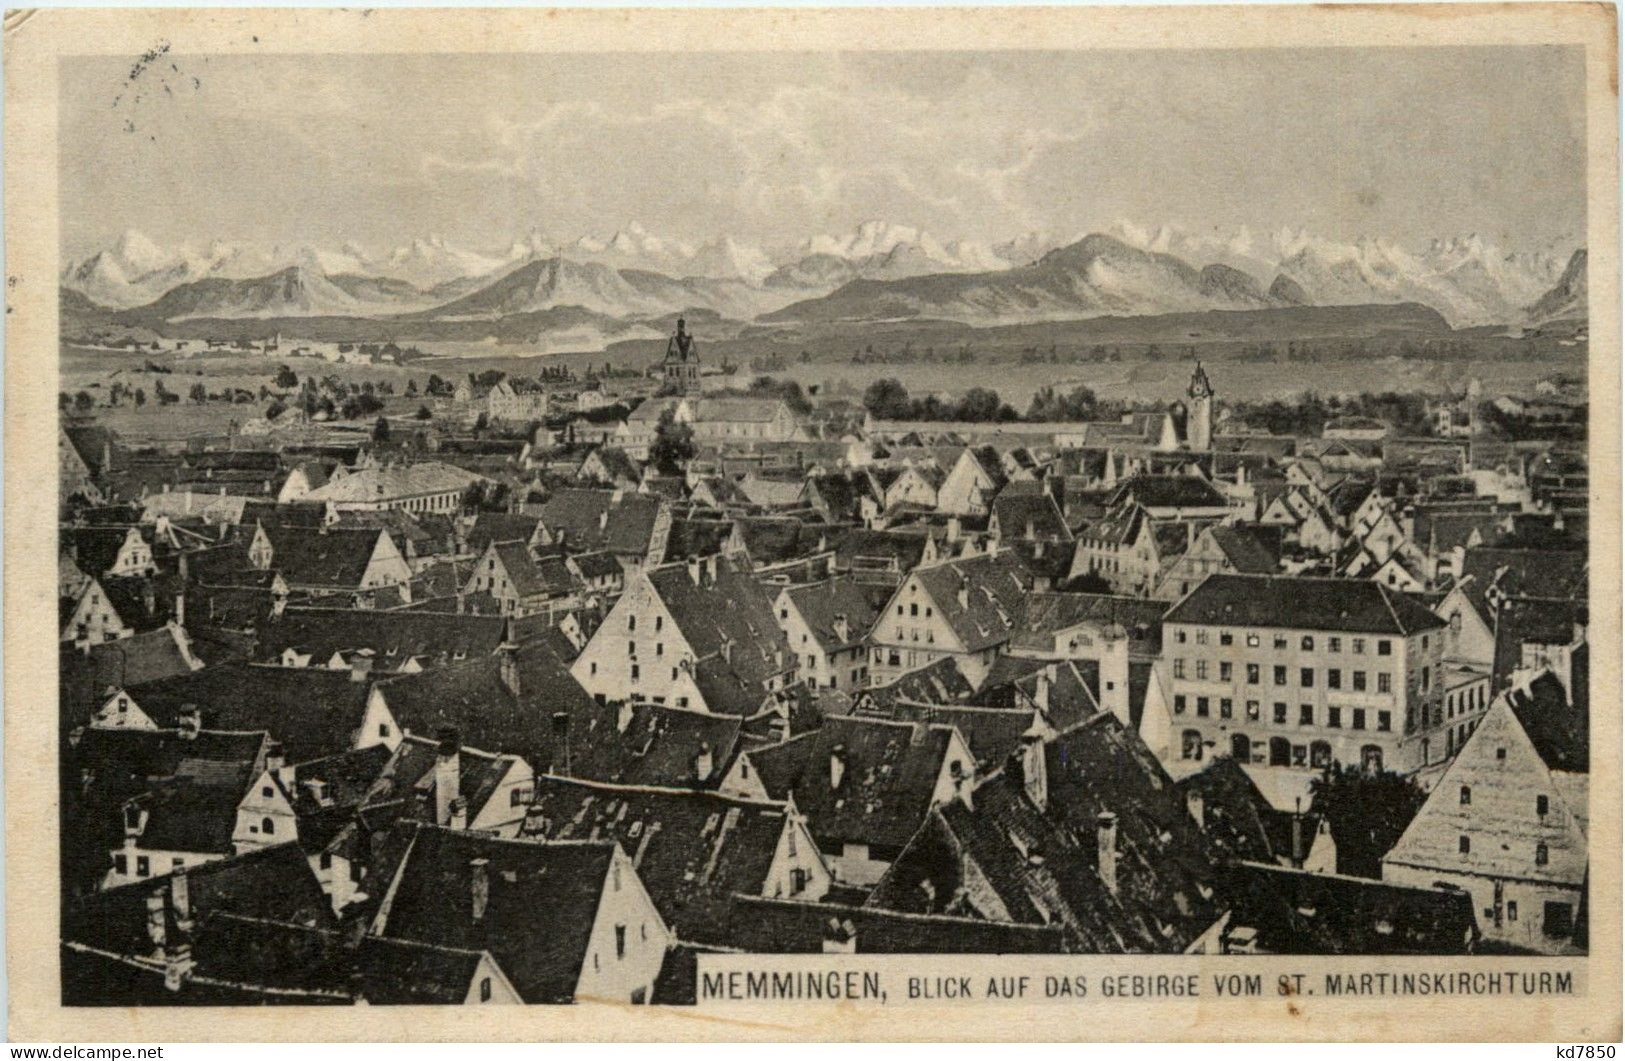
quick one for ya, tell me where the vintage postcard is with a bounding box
[4,3,1619,1042]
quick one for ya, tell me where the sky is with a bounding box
[59,46,1587,259]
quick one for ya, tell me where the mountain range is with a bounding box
[61,222,1586,345]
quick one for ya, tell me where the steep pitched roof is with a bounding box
[750,715,968,852]
[258,609,509,670]
[118,664,372,764]
[910,551,1034,653]
[1165,574,1445,635]
[520,777,792,943]
[646,557,791,697]
[710,896,1064,954]
[991,485,1072,542]
[372,826,615,1003]
[785,577,890,652]
[560,700,742,789]
[304,462,484,503]
[858,657,975,713]
[1505,671,1588,773]
[1109,475,1228,511]
[1209,524,1284,574]
[262,526,389,589]
[1221,862,1476,954]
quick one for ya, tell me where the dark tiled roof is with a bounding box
[878,703,1037,770]
[1492,597,1585,691]
[373,826,615,1003]
[62,527,143,577]
[264,526,389,589]
[1220,862,1476,954]
[647,557,791,697]
[785,577,889,651]
[121,663,373,764]
[753,715,968,852]
[466,512,542,554]
[559,701,741,789]
[1109,475,1228,510]
[710,895,1065,955]
[1164,574,1445,635]
[857,658,975,713]
[1505,671,1587,773]
[1461,547,1588,606]
[535,487,665,556]
[911,552,1035,653]
[1174,757,1276,864]
[991,486,1072,542]
[1012,592,1165,654]
[1209,524,1283,574]
[258,609,509,670]
[520,777,791,944]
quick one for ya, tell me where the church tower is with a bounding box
[662,317,701,395]
[1186,361,1214,451]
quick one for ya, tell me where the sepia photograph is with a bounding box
[5,3,1618,1042]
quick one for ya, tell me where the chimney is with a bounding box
[956,583,969,610]
[1290,798,1305,866]
[349,649,374,683]
[448,796,469,831]
[145,891,167,959]
[829,744,846,790]
[434,727,461,827]
[1187,790,1205,829]
[141,580,156,617]
[1032,667,1054,715]
[498,642,520,698]
[177,704,201,740]
[767,713,791,744]
[616,698,634,734]
[1016,726,1047,811]
[821,917,857,955]
[470,857,490,924]
[720,638,734,664]
[550,711,571,775]
[265,741,287,781]
[832,613,850,644]
[1096,811,1119,896]
[694,741,714,782]
[687,558,702,586]
[1100,636,1131,727]
[164,870,195,993]
[173,588,185,629]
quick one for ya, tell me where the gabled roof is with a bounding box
[520,777,791,943]
[709,895,1064,954]
[991,485,1072,542]
[304,462,484,503]
[645,557,791,698]
[749,715,967,851]
[534,487,665,556]
[62,526,145,577]
[373,826,616,1003]
[875,703,1037,770]
[1011,592,1165,653]
[127,757,257,854]
[258,609,509,670]
[1209,524,1284,574]
[466,512,542,554]
[784,577,890,651]
[118,664,372,764]
[1505,671,1588,773]
[1221,862,1476,954]
[560,700,742,789]
[1108,474,1228,511]
[360,734,523,827]
[1164,574,1445,635]
[736,516,829,567]
[262,526,389,589]
[858,658,975,713]
[909,551,1034,654]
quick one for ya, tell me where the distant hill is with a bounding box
[762,234,1284,327]
[1526,249,1587,325]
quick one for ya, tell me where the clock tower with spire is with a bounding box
[1187,361,1215,451]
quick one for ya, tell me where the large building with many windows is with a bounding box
[1158,574,1446,776]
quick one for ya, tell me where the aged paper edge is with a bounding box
[5,4,1620,1042]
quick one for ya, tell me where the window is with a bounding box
[1219,698,1233,719]
[1537,795,1549,817]
[379,723,390,738]
[1377,711,1392,732]
[1352,671,1366,692]
[1273,702,1288,725]
[1196,660,1209,680]
[1327,669,1341,690]
[1300,668,1314,688]
[910,603,918,617]
[1173,659,1186,679]
[630,664,640,680]
[136,857,150,877]
[1301,635,1314,651]
[113,854,127,876]
[1246,700,1260,720]
[1377,673,1391,694]
[1246,633,1260,647]
[628,615,636,631]
[1459,835,1470,856]
[1496,746,1507,761]
[1246,663,1260,685]
[1310,741,1332,768]
[1508,901,1519,921]
[1328,637,1341,653]
[262,817,275,835]
[655,616,663,632]
[1535,843,1549,867]
[1196,697,1210,718]
[1181,730,1204,761]
[480,977,493,1002]
[1377,640,1392,656]
[1273,665,1287,686]
[1173,695,1187,715]
[1299,704,1313,726]
[1232,734,1252,762]
[1196,630,1209,645]
[616,925,627,958]
[627,640,636,657]
[656,643,664,657]
[1219,662,1232,682]
[1273,635,1288,650]
[1353,638,1366,654]
[1352,709,1366,730]
[1220,631,1233,646]
[1328,706,1341,728]
[1545,902,1574,938]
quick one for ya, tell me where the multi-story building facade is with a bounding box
[1160,574,1446,776]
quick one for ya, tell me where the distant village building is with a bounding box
[486,378,550,423]
[302,461,485,516]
